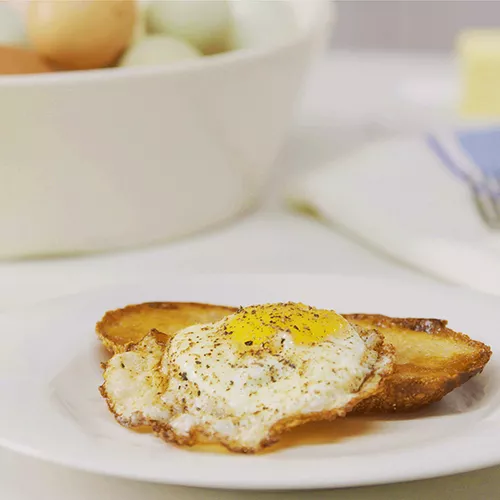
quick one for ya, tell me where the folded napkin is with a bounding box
[288,127,500,296]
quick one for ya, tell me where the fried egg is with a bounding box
[101,303,394,453]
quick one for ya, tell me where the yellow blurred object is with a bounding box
[27,0,136,70]
[0,45,52,74]
[458,30,500,117]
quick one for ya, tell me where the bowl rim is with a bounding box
[0,0,331,88]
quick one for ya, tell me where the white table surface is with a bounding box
[1,51,497,499]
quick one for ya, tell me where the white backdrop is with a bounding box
[332,0,500,52]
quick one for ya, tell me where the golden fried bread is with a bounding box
[96,302,236,353]
[345,314,492,413]
[96,302,492,413]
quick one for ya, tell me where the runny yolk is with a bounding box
[224,302,349,346]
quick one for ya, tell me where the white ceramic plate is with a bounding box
[0,274,499,490]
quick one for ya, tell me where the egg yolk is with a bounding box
[224,303,349,346]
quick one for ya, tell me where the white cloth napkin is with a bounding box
[288,132,500,296]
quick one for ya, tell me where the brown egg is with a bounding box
[27,0,136,71]
[0,45,52,75]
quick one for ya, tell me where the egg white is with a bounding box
[160,320,379,448]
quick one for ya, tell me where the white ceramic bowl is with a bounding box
[0,0,331,258]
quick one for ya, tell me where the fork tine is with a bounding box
[490,175,500,223]
[472,189,500,229]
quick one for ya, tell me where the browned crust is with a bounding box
[100,328,395,453]
[345,314,491,351]
[345,314,492,413]
[96,302,236,354]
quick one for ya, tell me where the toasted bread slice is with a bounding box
[96,302,236,354]
[96,302,492,413]
[345,314,492,412]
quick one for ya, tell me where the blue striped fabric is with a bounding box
[457,128,500,177]
[428,127,500,197]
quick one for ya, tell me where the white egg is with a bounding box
[119,35,201,67]
[0,1,28,47]
[229,1,298,50]
[146,0,232,54]
[132,1,149,42]
[101,303,393,453]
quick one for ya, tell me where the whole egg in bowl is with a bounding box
[26,0,137,70]
[0,0,332,258]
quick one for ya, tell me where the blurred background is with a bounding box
[333,0,500,51]
[0,0,499,305]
